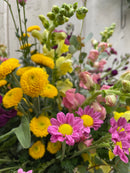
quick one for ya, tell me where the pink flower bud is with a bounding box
[62,89,85,112]
[94,59,107,71]
[97,85,111,103]
[105,95,117,107]
[91,101,106,120]
[18,0,27,6]
[79,71,95,90]
[98,42,108,52]
[88,49,99,62]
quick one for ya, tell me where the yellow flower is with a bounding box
[40,84,58,98]
[114,111,130,122]
[126,106,130,111]
[56,78,73,96]
[27,25,41,32]
[20,67,49,98]
[29,141,45,159]
[0,79,7,87]
[3,88,23,108]
[16,66,34,76]
[0,58,20,79]
[56,40,69,56]
[20,43,31,50]
[30,115,51,137]
[47,141,61,154]
[31,53,54,69]
[43,45,54,58]
[108,150,115,161]
[19,33,30,40]
[56,56,73,76]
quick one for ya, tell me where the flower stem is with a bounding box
[61,141,66,161]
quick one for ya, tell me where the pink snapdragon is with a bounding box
[109,117,130,163]
[17,168,32,173]
[94,59,107,71]
[48,112,84,146]
[98,42,108,52]
[62,89,85,112]
[88,49,99,62]
[91,101,106,120]
[0,57,8,62]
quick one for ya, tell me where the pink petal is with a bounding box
[66,113,74,125]
[57,112,66,124]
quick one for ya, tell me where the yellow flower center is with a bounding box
[81,114,94,127]
[58,124,73,136]
[116,141,122,149]
[34,146,40,153]
[117,127,125,132]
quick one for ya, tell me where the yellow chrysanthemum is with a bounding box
[30,115,51,137]
[3,88,23,108]
[20,43,31,50]
[27,25,41,32]
[29,141,45,159]
[56,56,73,76]
[0,58,20,79]
[16,66,34,76]
[47,141,61,154]
[40,84,58,98]
[31,53,54,69]
[19,33,30,40]
[114,111,130,122]
[126,106,130,111]
[0,79,7,87]
[20,67,49,98]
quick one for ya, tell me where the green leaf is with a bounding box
[98,52,108,60]
[85,32,93,43]
[69,35,80,49]
[14,116,31,149]
[79,52,87,63]
[69,45,77,54]
[0,129,14,143]
[113,158,130,173]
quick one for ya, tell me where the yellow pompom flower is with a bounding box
[20,43,31,50]
[0,79,7,87]
[0,58,20,79]
[27,25,41,32]
[20,67,49,98]
[29,141,45,159]
[31,53,54,69]
[3,88,23,108]
[16,66,34,76]
[56,56,73,76]
[47,141,61,154]
[19,33,30,40]
[30,115,51,137]
[40,84,58,98]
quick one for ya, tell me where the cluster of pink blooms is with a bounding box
[48,106,103,146]
[109,117,130,163]
[0,56,8,62]
[17,168,32,173]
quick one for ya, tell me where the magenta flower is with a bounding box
[17,168,33,173]
[76,106,103,135]
[109,117,130,163]
[48,112,84,146]
[18,0,27,6]
[62,89,85,112]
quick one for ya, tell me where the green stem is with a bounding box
[61,141,66,161]
[0,166,19,172]
[11,72,21,87]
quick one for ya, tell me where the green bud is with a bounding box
[76,7,88,20]
[68,9,74,17]
[62,3,70,10]
[39,15,50,29]
[31,30,43,43]
[59,8,66,15]
[52,5,59,14]
[47,12,55,20]
[57,14,65,25]
[122,80,130,92]
[120,71,130,81]
[73,2,78,10]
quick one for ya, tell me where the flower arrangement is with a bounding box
[0,0,130,173]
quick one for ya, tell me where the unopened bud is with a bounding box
[31,30,43,43]
[39,15,50,29]
[47,12,55,20]
[120,71,130,81]
[76,7,88,20]
[122,80,130,92]
[73,2,78,10]
[52,5,60,14]
[105,95,117,107]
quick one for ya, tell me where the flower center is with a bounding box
[58,124,73,136]
[81,114,94,127]
[34,146,40,153]
[117,127,125,132]
[116,141,122,149]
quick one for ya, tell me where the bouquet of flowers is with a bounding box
[0,0,130,173]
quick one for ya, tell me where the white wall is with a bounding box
[0,0,130,61]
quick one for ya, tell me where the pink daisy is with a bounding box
[76,106,103,135]
[17,168,33,173]
[109,117,130,163]
[48,112,84,146]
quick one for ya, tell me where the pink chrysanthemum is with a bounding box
[76,106,103,135]
[48,112,84,146]
[109,117,130,163]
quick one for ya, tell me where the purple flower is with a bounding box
[111,70,118,76]
[110,47,117,55]
[109,117,130,163]
[48,112,84,146]
[76,106,103,134]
